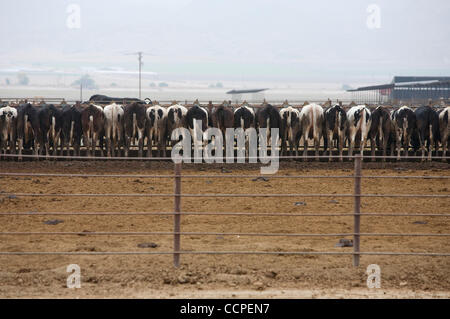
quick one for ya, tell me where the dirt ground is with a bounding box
[0,160,449,299]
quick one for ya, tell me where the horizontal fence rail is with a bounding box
[1,153,450,161]
[1,251,449,256]
[1,212,449,217]
[1,232,449,237]
[2,193,449,198]
[1,172,449,179]
[0,156,448,267]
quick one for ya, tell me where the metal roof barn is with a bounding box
[347,76,450,105]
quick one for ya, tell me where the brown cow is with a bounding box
[81,103,105,157]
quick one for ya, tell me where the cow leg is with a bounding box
[327,132,333,162]
[338,132,344,162]
[303,136,308,162]
[443,134,448,162]
[17,138,23,161]
[147,130,153,157]
[405,134,411,159]
[138,129,144,158]
[44,131,50,159]
[124,136,130,158]
[370,137,376,162]
[106,136,112,157]
[348,135,355,161]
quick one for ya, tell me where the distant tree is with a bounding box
[110,82,118,87]
[216,82,223,88]
[17,73,29,86]
[149,82,156,88]
[158,82,169,88]
[5,78,10,85]
[72,74,98,89]
[208,84,215,88]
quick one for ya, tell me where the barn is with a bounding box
[347,76,450,105]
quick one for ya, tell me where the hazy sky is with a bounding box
[0,0,449,83]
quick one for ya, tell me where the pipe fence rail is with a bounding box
[0,155,449,267]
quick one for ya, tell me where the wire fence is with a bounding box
[0,154,449,267]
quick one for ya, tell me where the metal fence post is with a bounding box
[353,154,362,267]
[174,162,182,267]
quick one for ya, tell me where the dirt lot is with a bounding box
[0,160,449,298]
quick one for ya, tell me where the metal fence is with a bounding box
[0,155,449,268]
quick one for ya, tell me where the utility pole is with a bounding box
[125,51,153,100]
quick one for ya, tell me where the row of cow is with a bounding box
[0,100,449,161]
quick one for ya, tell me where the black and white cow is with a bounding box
[299,103,324,160]
[61,103,83,156]
[0,105,18,158]
[16,103,41,160]
[89,94,142,105]
[81,103,105,157]
[123,102,147,157]
[233,102,255,130]
[146,104,167,157]
[186,100,209,145]
[412,105,440,161]
[323,103,347,161]
[38,104,63,157]
[368,106,394,162]
[103,102,124,157]
[166,103,188,147]
[346,105,371,159]
[390,106,416,160]
[438,107,449,161]
[233,102,256,158]
[279,104,301,156]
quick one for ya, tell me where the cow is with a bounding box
[38,104,63,157]
[279,104,301,156]
[323,103,347,162]
[81,103,105,157]
[233,101,255,130]
[61,103,83,157]
[299,103,324,161]
[166,102,188,147]
[438,107,449,161]
[412,105,440,161]
[145,103,167,157]
[89,94,142,105]
[390,106,416,160]
[346,105,371,159]
[368,106,394,162]
[233,102,256,158]
[16,103,41,160]
[256,102,282,155]
[123,102,147,157]
[186,100,209,147]
[212,100,234,146]
[0,105,18,158]
[103,102,124,157]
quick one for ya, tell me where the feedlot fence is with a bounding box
[0,154,449,268]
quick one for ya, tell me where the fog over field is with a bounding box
[0,0,449,100]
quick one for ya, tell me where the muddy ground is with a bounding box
[0,160,449,298]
